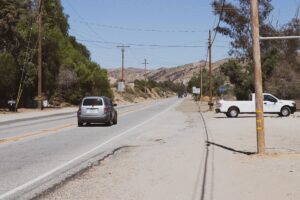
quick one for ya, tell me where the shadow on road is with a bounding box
[214,115,281,119]
[79,123,113,127]
[206,141,255,155]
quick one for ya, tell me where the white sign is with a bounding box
[118,81,125,92]
[192,87,200,94]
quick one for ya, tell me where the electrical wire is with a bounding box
[16,20,35,110]
[69,19,208,33]
[76,39,228,49]
[211,0,226,46]
[65,0,106,42]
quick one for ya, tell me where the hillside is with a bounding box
[107,59,228,85]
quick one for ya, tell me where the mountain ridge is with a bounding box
[107,59,228,85]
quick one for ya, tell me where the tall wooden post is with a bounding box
[250,0,265,154]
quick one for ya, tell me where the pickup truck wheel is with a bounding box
[280,107,291,117]
[228,107,239,118]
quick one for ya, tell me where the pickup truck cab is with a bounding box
[216,93,296,118]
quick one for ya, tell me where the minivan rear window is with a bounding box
[83,98,103,106]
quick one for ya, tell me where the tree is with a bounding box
[187,68,225,98]
[0,0,112,107]
[212,0,280,98]
[0,53,17,99]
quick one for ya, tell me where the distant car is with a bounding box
[77,96,117,126]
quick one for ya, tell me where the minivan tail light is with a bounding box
[104,106,109,113]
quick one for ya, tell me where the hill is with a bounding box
[107,59,228,85]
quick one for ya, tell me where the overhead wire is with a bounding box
[199,0,226,71]
[64,0,106,42]
[76,39,228,49]
[16,20,35,110]
[211,0,226,46]
[69,19,208,33]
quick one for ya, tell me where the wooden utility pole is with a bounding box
[142,58,149,81]
[37,0,43,109]
[200,63,203,102]
[250,0,265,154]
[208,30,213,111]
[116,45,130,81]
[142,58,149,93]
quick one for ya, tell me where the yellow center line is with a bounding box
[0,102,157,144]
[0,124,75,144]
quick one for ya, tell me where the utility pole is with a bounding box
[116,45,130,81]
[200,63,203,102]
[142,58,149,82]
[208,30,213,111]
[250,0,265,154]
[37,0,43,110]
[142,58,149,93]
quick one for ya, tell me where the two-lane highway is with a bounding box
[0,97,180,200]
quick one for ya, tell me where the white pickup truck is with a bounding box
[215,93,296,118]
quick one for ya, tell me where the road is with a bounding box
[0,97,180,200]
[1,98,300,200]
[39,98,300,200]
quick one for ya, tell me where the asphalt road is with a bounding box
[0,97,180,200]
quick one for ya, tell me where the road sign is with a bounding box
[219,87,226,93]
[118,81,125,92]
[192,87,200,94]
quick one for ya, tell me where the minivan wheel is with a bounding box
[280,107,291,117]
[106,116,113,126]
[227,107,239,118]
[78,121,83,127]
[113,115,117,125]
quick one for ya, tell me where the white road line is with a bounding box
[0,98,181,200]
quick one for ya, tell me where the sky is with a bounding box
[60,0,300,69]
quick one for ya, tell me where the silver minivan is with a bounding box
[77,96,117,126]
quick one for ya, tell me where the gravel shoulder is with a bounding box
[39,98,300,200]
[203,107,300,200]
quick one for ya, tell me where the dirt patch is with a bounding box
[176,98,199,113]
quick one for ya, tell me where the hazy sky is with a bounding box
[60,0,300,69]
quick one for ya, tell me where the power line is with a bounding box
[211,0,226,46]
[69,19,208,33]
[77,39,227,48]
[65,0,106,42]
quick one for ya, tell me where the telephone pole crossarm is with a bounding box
[260,36,300,40]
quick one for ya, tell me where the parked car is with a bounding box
[77,96,117,126]
[216,93,296,118]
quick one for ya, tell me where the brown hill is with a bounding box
[107,59,228,85]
